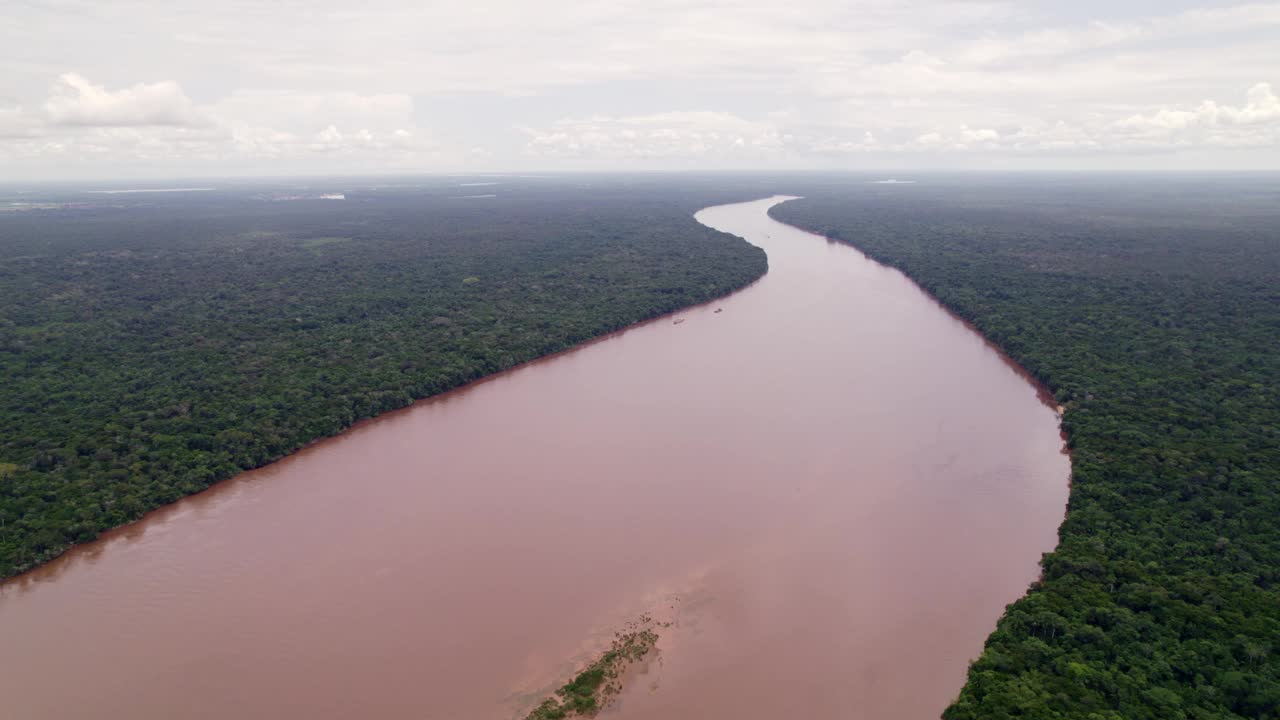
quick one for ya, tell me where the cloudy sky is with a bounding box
[3,0,1279,179]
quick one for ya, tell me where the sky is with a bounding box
[2,0,1279,179]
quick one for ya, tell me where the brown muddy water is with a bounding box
[0,197,1069,719]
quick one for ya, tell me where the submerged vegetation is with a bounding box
[525,620,660,720]
[0,178,767,577]
[775,175,1280,720]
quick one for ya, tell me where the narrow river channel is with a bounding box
[0,196,1068,719]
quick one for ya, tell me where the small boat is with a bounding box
[714,308,723,314]
[673,318,685,325]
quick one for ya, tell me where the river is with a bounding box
[0,196,1068,719]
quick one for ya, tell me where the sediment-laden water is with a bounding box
[0,197,1068,719]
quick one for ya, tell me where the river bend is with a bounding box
[0,196,1068,719]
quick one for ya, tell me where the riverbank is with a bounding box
[0,196,1067,720]
[770,178,1280,719]
[0,184,768,579]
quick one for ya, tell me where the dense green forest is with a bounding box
[0,177,768,577]
[7,172,1278,717]
[774,174,1280,720]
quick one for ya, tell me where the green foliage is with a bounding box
[560,665,607,714]
[774,174,1280,720]
[0,179,767,577]
[524,626,658,719]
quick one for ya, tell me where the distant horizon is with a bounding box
[5,2,1278,180]
[6,166,1280,188]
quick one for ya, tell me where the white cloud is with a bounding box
[1115,82,1280,146]
[210,89,436,160]
[2,1,1279,175]
[1119,82,1280,130]
[519,83,1280,161]
[0,74,444,174]
[43,73,202,127]
[961,127,1000,142]
[522,111,784,160]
